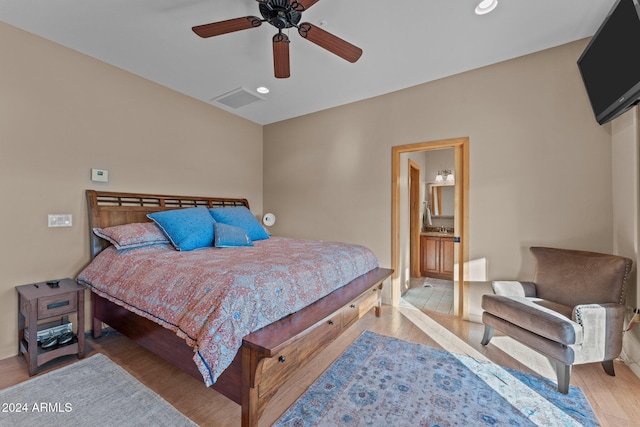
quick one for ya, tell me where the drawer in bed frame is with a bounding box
[257,285,380,400]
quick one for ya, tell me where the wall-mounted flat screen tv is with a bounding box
[577,0,640,125]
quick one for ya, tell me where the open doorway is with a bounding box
[406,149,456,314]
[391,137,469,317]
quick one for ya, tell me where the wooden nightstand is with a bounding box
[16,278,85,375]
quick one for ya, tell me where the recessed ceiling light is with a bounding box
[256,86,270,94]
[475,0,498,15]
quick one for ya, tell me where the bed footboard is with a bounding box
[240,267,391,426]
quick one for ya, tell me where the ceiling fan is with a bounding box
[192,0,363,79]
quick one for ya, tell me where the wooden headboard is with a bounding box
[86,190,250,259]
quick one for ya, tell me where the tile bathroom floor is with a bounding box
[403,277,454,315]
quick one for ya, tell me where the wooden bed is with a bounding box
[84,190,392,426]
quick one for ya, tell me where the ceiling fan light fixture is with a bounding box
[193,0,362,78]
[475,0,498,15]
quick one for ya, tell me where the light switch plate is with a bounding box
[48,214,72,227]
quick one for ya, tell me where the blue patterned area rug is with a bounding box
[274,331,599,426]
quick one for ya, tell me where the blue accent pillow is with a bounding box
[147,207,215,251]
[209,206,270,241]
[214,223,253,248]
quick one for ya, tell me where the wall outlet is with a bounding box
[48,214,72,227]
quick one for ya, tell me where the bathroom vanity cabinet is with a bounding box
[420,235,454,279]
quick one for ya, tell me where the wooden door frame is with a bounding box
[391,137,469,316]
[409,159,421,279]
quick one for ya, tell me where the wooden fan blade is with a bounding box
[292,0,321,11]
[298,23,362,63]
[273,33,290,79]
[192,16,261,38]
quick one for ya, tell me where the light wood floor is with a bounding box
[2,304,640,426]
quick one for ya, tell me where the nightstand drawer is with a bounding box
[37,292,77,319]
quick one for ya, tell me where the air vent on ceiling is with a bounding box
[211,87,265,109]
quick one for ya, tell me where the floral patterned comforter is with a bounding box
[77,237,379,386]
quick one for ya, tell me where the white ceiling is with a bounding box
[0,0,615,125]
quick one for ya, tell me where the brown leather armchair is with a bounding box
[481,247,633,393]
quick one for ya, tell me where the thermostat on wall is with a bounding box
[91,169,109,183]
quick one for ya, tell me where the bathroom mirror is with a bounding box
[428,183,454,217]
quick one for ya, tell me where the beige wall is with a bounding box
[612,107,640,378]
[263,39,614,304]
[0,23,263,359]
